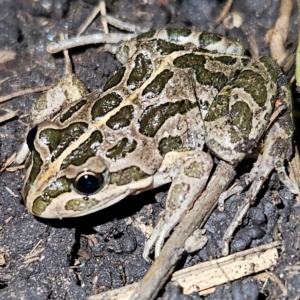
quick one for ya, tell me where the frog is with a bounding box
[22,27,299,261]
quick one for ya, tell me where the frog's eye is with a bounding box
[74,171,104,194]
[26,126,38,151]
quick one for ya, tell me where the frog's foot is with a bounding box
[221,121,299,256]
[274,157,299,194]
[142,151,213,262]
[221,153,272,256]
[219,127,298,212]
[218,171,257,211]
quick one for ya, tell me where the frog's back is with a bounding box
[37,34,250,176]
[116,28,246,64]
[47,43,206,175]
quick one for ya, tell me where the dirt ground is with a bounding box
[1,0,300,299]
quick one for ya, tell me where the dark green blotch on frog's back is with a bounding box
[158,136,182,156]
[106,105,134,130]
[204,88,231,122]
[233,70,267,107]
[61,131,103,169]
[199,32,222,48]
[103,66,126,91]
[174,54,227,90]
[91,93,123,120]
[39,122,88,162]
[127,53,153,90]
[215,56,237,65]
[139,99,197,137]
[60,99,87,123]
[230,101,253,139]
[156,40,185,55]
[166,28,192,42]
[142,69,173,98]
[106,138,137,160]
[258,56,281,83]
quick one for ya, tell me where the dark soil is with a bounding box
[1,0,300,299]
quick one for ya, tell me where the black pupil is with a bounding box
[76,174,102,194]
[26,126,38,151]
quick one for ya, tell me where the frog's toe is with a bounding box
[142,217,178,261]
[275,158,299,194]
[218,183,244,211]
[142,217,165,262]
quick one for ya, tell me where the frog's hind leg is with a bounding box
[221,116,299,256]
[142,151,213,261]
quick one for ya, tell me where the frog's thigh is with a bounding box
[143,151,213,261]
[222,120,299,256]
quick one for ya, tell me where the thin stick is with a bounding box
[102,14,148,33]
[0,86,52,103]
[59,33,73,75]
[269,0,293,65]
[0,153,17,173]
[99,0,108,34]
[77,0,107,36]
[0,109,19,124]
[215,0,234,26]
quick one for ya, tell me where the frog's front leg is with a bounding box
[142,151,213,261]
[222,108,299,255]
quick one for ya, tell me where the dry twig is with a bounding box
[267,0,293,65]
[0,86,52,103]
[215,0,234,26]
[77,0,108,36]
[0,49,16,66]
[267,272,288,296]
[0,153,17,173]
[0,109,19,123]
